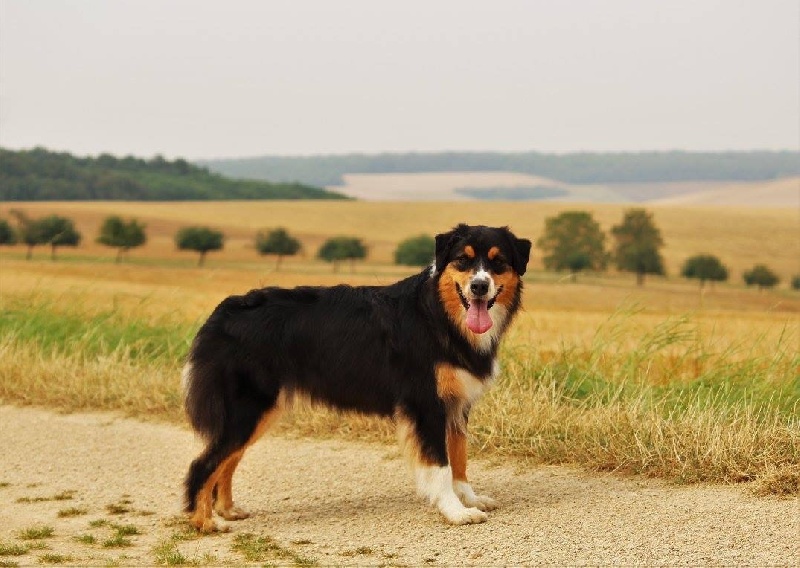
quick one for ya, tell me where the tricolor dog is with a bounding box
[183,224,531,531]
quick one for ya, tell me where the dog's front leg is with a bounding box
[447,426,498,512]
[416,464,488,525]
[397,408,487,524]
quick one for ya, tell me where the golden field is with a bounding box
[1,199,798,280]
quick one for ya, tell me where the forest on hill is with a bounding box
[199,150,800,187]
[0,147,347,201]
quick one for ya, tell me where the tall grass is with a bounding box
[0,296,797,494]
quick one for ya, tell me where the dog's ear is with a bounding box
[434,224,469,273]
[502,227,532,276]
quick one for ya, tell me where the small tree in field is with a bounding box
[255,227,301,271]
[10,209,45,259]
[97,216,147,263]
[681,254,729,289]
[743,264,779,290]
[537,211,607,281]
[0,219,16,245]
[611,208,665,286]
[317,236,367,272]
[175,226,224,266]
[394,234,435,267]
[38,215,82,260]
[792,275,800,291]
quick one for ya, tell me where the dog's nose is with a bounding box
[470,278,489,297]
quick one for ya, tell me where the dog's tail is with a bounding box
[181,352,226,445]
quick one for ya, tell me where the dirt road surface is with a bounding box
[1,405,797,566]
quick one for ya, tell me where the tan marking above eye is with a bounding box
[463,245,475,258]
[487,246,500,260]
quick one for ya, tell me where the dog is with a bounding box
[183,224,531,531]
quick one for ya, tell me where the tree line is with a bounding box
[0,210,794,290]
[200,150,800,187]
[0,147,348,201]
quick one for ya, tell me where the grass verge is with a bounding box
[0,297,797,493]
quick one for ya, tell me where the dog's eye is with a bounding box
[453,255,471,270]
[490,257,508,273]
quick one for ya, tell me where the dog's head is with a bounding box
[434,224,531,344]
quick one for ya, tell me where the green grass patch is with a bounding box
[37,553,73,565]
[0,295,195,366]
[57,507,88,518]
[232,533,316,566]
[152,540,191,566]
[74,534,96,545]
[17,526,54,541]
[17,490,76,504]
[0,544,28,556]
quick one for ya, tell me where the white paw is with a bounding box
[463,493,498,512]
[453,480,498,511]
[444,506,488,525]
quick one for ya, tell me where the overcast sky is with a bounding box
[0,0,797,159]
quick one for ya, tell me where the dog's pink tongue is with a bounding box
[466,300,493,334]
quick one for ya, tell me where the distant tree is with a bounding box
[681,254,729,289]
[611,208,666,286]
[175,226,224,266]
[792,275,800,291]
[97,216,147,263]
[537,211,607,281]
[317,236,367,272]
[743,264,779,290]
[394,234,435,267]
[255,227,301,271]
[9,209,45,259]
[37,215,82,260]
[0,219,16,245]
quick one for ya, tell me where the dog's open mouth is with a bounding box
[456,284,503,334]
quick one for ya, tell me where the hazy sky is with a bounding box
[1,0,797,159]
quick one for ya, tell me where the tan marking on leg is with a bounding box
[447,426,468,482]
[190,452,241,533]
[213,403,285,521]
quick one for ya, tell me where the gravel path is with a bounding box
[1,405,797,566]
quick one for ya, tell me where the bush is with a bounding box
[255,228,301,270]
[97,216,147,263]
[743,264,779,290]
[175,226,224,266]
[394,234,435,267]
[537,211,607,280]
[0,218,16,245]
[317,236,367,272]
[681,254,729,288]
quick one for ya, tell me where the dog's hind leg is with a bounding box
[185,443,242,533]
[186,388,283,533]
[213,404,284,521]
[396,405,488,525]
